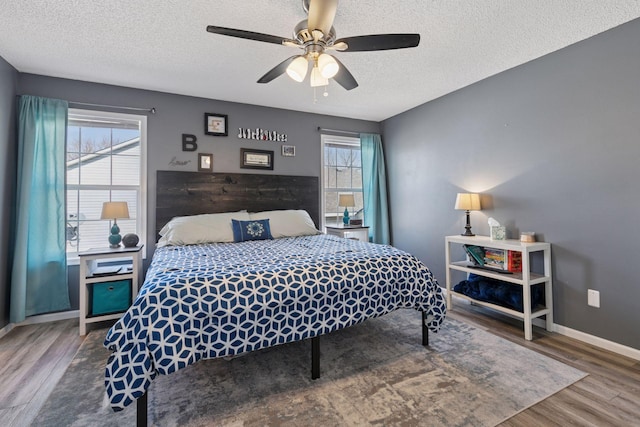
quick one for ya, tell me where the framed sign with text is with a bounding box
[240,148,273,170]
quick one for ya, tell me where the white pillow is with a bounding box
[157,211,250,247]
[249,210,320,239]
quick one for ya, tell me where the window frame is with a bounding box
[320,134,363,230]
[66,108,147,264]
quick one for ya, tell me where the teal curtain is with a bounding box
[10,95,69,322]
[360,133,390,244]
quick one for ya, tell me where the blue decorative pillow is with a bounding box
[231,219,273,242]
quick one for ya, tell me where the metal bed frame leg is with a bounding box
[311,336,320,379]
[422,311,429,346]
[137,391,148,427]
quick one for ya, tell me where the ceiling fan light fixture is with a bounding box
[318,53,339,78]
[286,56,309,82]
[310,65,328,87]
[206,0,421,92]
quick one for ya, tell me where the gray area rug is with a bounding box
[34,310,586,426]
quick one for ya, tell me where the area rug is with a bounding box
[34,310,586,426]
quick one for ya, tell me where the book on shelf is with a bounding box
[90,265,122,276]
[483,248,507,270]
[462,244,485,266]
[462,245,522,272]
[507,250,522,272]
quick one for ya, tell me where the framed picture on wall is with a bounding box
[198,153,213,172]
[241,148,274,170]
[281,145,296,157]
[204,113,228,136]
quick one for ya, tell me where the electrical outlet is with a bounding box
[588,289,600,308]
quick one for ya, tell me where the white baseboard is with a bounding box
[0,311,78,340]
[0,322,15,341]
[553,323,640,361]
[18,310,79,326]
[450,293,640,361]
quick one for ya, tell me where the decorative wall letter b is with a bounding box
[182,134,198,152]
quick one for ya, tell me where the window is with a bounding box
[66,109,147,262]
[320,134,363,228]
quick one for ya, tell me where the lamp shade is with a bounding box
[338,194,356,207]
[286,56,308,82]
[100,201,130,220]
[454,193,481,211]
[318,53,339,78]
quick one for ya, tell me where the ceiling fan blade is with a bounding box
[257,56,300,84]
[331,57,358,91]
[307,0,338,37]
[206,25,293,46]
[335,34,420,52]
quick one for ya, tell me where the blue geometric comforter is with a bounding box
[103,234,446,410]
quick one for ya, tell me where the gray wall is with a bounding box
[0,56,18,329]
[383,18,640,350]
[18,74,381,310]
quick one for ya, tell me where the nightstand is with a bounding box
[78,245,143,335]
[325,225,370,242]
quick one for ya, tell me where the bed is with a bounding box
[103,171,446,424]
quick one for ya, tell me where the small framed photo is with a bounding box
[241,148,274,170]
[281,145,296,157]
[198,153,213,172]
[204,113,228,136]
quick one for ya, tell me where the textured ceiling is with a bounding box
[1,1,640,121]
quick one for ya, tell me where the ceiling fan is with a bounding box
[206,0,420,91]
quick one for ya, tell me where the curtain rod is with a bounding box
[317,127,361,137]
[68,101,156,114]
[17,95,157,114]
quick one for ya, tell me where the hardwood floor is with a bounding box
[450,303,640,426]
[0,304,638,427]
[0,319,83,427]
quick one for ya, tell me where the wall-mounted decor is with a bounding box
[205,113,228,136]
[198,153,213,172]
[282,145,296,157]
[238,127,287,142]
[241,148,274,170]
[182,134,198,151]
[168,156,191,166]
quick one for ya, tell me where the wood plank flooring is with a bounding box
[0,319,83,427]
[0,302,638,426]
[453,303,640,426]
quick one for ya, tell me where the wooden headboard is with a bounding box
[156,171,320,236]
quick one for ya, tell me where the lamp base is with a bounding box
[108,221,122,248]
[342,207,350,225]
[461,210,475,236]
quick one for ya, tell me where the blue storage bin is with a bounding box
[89,279,131,316]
